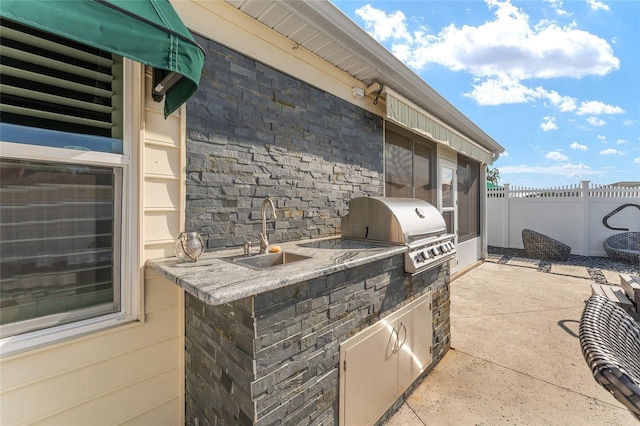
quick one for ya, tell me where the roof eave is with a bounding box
[280,0,504,157]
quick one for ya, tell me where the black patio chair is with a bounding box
[603,232,640,265]
[579,294,640,421]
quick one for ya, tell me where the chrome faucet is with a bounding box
[259,196,276,254]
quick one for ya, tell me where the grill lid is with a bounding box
[341,197,447,245]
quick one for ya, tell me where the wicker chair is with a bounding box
[579,294,640,421]
[521,229,571,261]
[604,232,640,265]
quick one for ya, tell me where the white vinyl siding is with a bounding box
[0,18,138,347]
[0,68,185,425]
[1,16,184,424]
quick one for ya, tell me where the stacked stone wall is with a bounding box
[186,35,384,250]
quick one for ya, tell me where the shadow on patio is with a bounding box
[387,259,635,425]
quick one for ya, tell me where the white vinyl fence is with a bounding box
[487,181,640,257]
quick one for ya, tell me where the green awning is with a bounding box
[0,0,205,118]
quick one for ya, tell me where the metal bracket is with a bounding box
[152,69,182,102]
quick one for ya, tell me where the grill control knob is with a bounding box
[431,247,440,256]
[420,251,429,260]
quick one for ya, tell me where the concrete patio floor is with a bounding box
[386,259,636,425]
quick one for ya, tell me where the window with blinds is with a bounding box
[0,18,126,338]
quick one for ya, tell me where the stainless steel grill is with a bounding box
[341,197,456,274]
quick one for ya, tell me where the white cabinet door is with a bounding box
[341,317,398,426]
[397,295,432,391]
[339,292,433,426]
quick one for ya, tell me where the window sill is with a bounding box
[0,313,139,358]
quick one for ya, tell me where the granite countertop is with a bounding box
[146,236,406,306]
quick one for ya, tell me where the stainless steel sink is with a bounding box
[224,251,312,270]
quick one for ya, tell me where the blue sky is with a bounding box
[331,0,640,187]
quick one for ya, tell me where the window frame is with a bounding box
[0,58,141,357]
[438,158,457,236]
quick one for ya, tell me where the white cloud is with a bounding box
[634,157,640,164]
[570,142,588,151]
[544,89,577,112]
[545,0,570,16]
[500,162,600,178]
[576,100,625,115]
[546,151,569,161]
[623,120,636,126]
[586,117,606,126]
[501,150,510,157]
[465,75,577,109]
[600,148,622,155]
[355,5,412,43]
[616,139,628,145]
[355,1,621,113]
[597,134,606,140]
[465,75,528,105]
[586,0,609,11]
[540,116,558,131]
[355,1,619,80]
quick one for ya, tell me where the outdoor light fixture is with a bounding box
[353,82,382,100]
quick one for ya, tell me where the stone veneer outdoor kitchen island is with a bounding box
[147,237,451,425]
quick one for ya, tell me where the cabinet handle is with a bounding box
[391,327,399,353]
[397,322,407,351]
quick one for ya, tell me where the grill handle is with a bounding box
[405,231,438,242]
